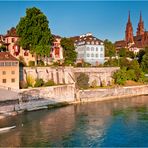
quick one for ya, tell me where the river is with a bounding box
[0,95,148,147]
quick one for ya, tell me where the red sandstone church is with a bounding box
[115,12,148,53]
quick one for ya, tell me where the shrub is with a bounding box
[26,74,35,87]
[126,69,136,81]
[91,79,97,88]
[37,60,44,66]
[76,73,89,89]
[19,81,28,89]
[29,61,35,67]
[44,80,55,86]
[19,56,26,66]
[34,78,44,87]
[113,68,127,85]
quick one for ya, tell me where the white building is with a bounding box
[71,33,104,65]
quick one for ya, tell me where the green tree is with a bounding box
[16,7,52,63]
[0,45,6,52]
[137,49,145,64]
[141,52,148,73]
[126,50,135,59]
[104,39,116,58]
[61,38,77,65]
[119,48,127,57]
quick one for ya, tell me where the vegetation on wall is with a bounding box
[76,73,89,89]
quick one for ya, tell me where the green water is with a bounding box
[0,95,148,147]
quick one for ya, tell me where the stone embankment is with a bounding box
[0,84,148,120]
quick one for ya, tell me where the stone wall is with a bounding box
[78,85,148,102]
[22,67,119,86]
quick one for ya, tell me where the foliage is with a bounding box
[19,56,26,66]
[28,61,35,67]
[44,80,55,86]
[126,50,135,59]
[104,39,116,58]
[19,81,28,89]
[34,78,44,87]
[0,45,6,52]
[119,48,127,57]
[141,51,148,73]
[26,74,35,87]
[61,38,77,65]
[113,68,127,85]
[126,69,136,81]
[91,79,97,88]
[16,7,52,57]
[137,49,145,64]
[37,60,45,66]
[76,73,89,89]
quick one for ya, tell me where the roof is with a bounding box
[5,27,19,37]
[70,33,103,46]
[0,52,18,61]
[115,40,127,48]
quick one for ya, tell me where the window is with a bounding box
[11,71,15,74]
[91,53,94,57]
[91,41,94,45]
[12,38,15,43]
[101,47,104,52]
[11,79,15,83]
[5,62,11,66]
[0,62,4,66]
[2,79,6,83]
[91,47,94,51]
[87,47,90,51]
[100,53,104,58]
[96,54,98,57]
[87,54,90,57]
[2,71,6,75]
[96,47,98,51]
[87,42,90,44]
[96,41,99,45]
[12,62,18,66]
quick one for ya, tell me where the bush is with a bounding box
[19,81,28,89]
[37,60,44,66]
[91,79,97,88]
[26,74,35,87]
[76,73,89,89]
[44,80,55,86]
[29,61,35,67]
[34,78,44,87]
[113,68,127,85]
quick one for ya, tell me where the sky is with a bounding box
[0,1,148,42]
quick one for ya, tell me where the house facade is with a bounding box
[71,33,104,65]
[0,52,19,89]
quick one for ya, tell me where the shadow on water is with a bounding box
[0,95,148,147]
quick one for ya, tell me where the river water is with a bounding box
[0,95,148,147]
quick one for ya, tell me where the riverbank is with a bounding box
[0,84,148,120]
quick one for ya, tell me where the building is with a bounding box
[0,52,19,89]
[50,35,63,62]
[115,12,148,53]
[4,27,35,65]
[71,33,105,65]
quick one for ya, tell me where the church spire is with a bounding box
[125,11,134,43]
[137,11,144,36]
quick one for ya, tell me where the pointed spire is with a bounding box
[140,11,142,22]
[128,11,131,23]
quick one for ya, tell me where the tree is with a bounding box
[141,52,148,73]
[16,7,52,63]
[126,50,135,59]
[0,45,6,52]
[137,49,145,64]
[104,39,116,58]
[119,48,127,57]
[61,38,77,65]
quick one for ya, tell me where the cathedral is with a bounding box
[115,12,148,53]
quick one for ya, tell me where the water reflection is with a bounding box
[0,95,148,147]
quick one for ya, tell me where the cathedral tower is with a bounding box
[125,11,134,43]
[136,11,144,36]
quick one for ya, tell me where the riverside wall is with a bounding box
[78,85,148,102]
[0,84,148,119]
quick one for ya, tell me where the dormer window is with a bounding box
[12,38,15,43]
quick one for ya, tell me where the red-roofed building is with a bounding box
[0,52,19,89]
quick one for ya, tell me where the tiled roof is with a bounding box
[70,33,103,46]
[5,27,19,37]
[115,40,127,48]
[0,52,18,61]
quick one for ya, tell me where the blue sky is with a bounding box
[0,1,148,42]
